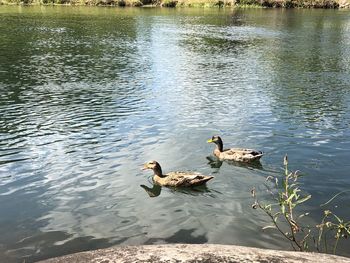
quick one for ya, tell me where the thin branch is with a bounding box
[321,190,350,207]
[259,203,294,242]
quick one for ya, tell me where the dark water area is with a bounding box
[0,6,350,262]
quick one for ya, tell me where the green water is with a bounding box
[0,6,350,262]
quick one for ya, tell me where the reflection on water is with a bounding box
[141,184,162,197]
[0,6,350,263]
[206,156,264,171]
[140,183,213,198]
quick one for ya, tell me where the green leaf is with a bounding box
[286,193,296,203]
[298,213,309,219]
[278,193,284,203]
[264,204,272,211]
[293,188,300,194]
[262,225,277,230]
[282,179,286,190]
[346,227,350,235]
[281,204,286,214]
[333,213,343,223]
[321,190,350,207]
[295,195,311,205]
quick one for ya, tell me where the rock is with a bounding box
[38,244,350,263]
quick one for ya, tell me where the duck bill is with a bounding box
[141,164,149,170]
[207,139,213,143]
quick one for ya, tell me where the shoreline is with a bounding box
[37,244,350,263]
[1,0,349,8]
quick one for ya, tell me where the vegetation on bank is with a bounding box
[1,0,349,8]
[252,155,350,254]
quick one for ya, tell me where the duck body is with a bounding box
[213,147,263,162]
[154,171,213,187]
[143,161,214,187]
[208,136,263,163]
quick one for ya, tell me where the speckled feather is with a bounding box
[214,148,263,162]
[154,171,214,187]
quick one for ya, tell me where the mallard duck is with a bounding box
[142,161,214,187]
[207,135,263,162]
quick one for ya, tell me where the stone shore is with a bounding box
[38,244,350,263]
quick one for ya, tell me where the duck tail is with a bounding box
[199,176,214,185]
[254,153,263,161]
[253,150,263,158]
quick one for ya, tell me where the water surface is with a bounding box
[0,6,350,262]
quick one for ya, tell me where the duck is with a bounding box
[207,135,263,163]
[142,161,214,187]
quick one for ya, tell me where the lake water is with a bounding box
[0,6,350,262]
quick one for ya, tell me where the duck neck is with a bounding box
[153,163,164,177]
[215,140,223,152]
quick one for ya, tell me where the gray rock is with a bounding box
[38,244,350,263]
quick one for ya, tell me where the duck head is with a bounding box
[207,135,223,152]
[142,160,163,177]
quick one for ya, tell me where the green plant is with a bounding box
[252,155,349,254]
[161,0,177,6]
[317,197,350,254]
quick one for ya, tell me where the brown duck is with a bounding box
[207,135,263,163]
[142,161,214,187]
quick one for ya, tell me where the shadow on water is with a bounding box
[14,233,117,263]
[145,228,208,244]
[169,184,214,196]
[206,156,264,171]
[140,182,216,198]
[140,184,162,198]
